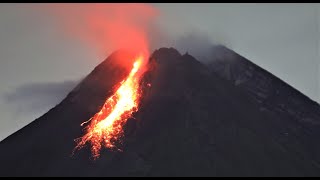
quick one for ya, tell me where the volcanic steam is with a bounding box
[40,3,157,158]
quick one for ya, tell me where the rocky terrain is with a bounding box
[0,47,319,176]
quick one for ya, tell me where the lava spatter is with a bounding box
[75,55,145,159]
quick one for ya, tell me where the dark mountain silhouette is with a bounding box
[0,47,319,176]
[206,45,320,164]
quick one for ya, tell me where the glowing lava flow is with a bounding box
[75,55,144,159]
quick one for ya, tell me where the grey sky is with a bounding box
[0,3,319,141]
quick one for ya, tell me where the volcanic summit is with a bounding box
[0,46,320,176]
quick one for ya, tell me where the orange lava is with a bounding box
[75,55,144,159]
[41,3,157,159]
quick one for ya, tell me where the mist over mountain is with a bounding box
[0,47,319,176]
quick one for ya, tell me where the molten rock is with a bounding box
[0,47,320,176]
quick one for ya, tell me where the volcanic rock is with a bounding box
[0,47,319,176]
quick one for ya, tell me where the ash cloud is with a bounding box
[3,80,78,118]
[147,21,228,63]
[173,32,221,62]
[1,4,230,120]
[35,3,227,63]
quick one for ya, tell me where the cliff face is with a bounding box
[0,47,319,176]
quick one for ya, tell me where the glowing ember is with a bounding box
[75,55,145,159]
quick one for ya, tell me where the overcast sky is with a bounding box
[0,3,319,141]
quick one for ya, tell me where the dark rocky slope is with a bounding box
[0,47,319,176]
[207,45,320,166]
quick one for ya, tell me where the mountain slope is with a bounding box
[0,47,319,176]
[206,45,320,165]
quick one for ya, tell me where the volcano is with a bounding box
[1,47,320,177]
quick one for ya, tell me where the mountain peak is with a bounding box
[1,47,320,176]
[151,47,181,63]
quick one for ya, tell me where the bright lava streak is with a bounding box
[75,55,144,159]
